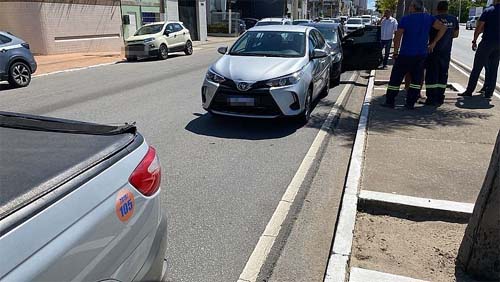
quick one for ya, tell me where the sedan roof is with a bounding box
[249,25,312,32]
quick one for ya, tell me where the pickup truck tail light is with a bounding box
[129,146,161,196]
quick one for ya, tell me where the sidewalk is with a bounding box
[33,36,236,76]
[345,64,499,281]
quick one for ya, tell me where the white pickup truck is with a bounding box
[0,112,166,282]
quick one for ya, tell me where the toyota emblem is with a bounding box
[237,82,252,91]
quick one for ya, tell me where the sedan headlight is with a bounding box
[265,71,302,88]
[144,37,155,43]
[206,69,226,83]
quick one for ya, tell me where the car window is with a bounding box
[315,26,338,45]
[0,34,12,45]
[165,24,175,33]
[229,31,306,57]
[345,26,380,44]
[312,30,326,49]
[347,18,362,25]
[173,23,183,32]
[308,33,318,55]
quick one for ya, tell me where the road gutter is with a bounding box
[237,72,357,282]
[323,70,375,282]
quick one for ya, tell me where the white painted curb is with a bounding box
[324,70,375,282]
[349,267,428,282]
[238,73,357,282]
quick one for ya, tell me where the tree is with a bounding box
[448,0,489,23]
[457,131,500,280]
[375,0,398,13]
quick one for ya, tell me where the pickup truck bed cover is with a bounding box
[0,112,139,225]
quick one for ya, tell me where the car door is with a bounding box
[0,34,12,78]
[172,23,185,49]
[164,23,177,48]
[341,25,382,71]
[311,30,329,95]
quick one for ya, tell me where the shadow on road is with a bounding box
[185,112,307,140]
[117,53,188,64]
[455,96,495,110]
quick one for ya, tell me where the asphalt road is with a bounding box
[452,27,500,85]
[0,45,353,282]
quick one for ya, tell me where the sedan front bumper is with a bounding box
[125,43,159,58]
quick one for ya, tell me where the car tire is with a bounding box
[158,44,168,60]
[126,56,137,62]
[298,88,313,123]
[184,40,193,55]
[8,61,31,88]
[332,73,341,87]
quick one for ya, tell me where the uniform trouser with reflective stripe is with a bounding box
[385,55,426,106]
[425,52,450,103]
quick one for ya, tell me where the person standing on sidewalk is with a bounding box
[459,0,500,99]
[379,9,398,69]
[424,1,459,106]
[382,0,447,109]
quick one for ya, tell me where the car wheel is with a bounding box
[126,56,137,62]
[332,72,341,87]
[158,44,168,60]
[8,61,31,88]
[184,40,193,55]
[298,88,313,123]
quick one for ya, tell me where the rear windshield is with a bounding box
[256,21,282,26]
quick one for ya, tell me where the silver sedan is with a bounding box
[201,25,332,122]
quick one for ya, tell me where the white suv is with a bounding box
[125,21,193,61]
[255,18,292,26]
[466,16,479,30]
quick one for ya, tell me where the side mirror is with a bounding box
[343,38,354,46]
[311,49,328,59]
[217,46,228,55]
[164,30,171,37]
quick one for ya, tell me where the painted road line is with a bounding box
[359,190,474,215]
[324,70,375,282]
[237,72,357,282]
[349,267,428,282]
[33,61,120,78]
[451,57,500,92]
[450,61,500,100]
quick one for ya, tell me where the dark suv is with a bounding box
[0,32,37,87]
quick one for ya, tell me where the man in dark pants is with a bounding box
[424,1,459,106]
[379,9,398,69]
[382,0,447,109]
[459,0,500,99]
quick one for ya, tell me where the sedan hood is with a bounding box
[212,55,307,82]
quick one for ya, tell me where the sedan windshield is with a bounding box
[347,19,362,25]
[229,31,306,58]
[134,24,163,36]
[315,27,338,45]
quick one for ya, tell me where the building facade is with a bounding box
[0,0,207,55]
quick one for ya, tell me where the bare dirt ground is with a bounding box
[351,212,479,282]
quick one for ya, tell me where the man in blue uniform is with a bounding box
[459,0,500,99]
[424,1,459,106]
[382,0,447,109]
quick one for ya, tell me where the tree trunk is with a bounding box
[457,131,500,280]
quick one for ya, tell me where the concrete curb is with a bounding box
[450,57,500,93]
[323,70,376,282]
[358,190,474,222]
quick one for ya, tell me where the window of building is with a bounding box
[142,12,160,24]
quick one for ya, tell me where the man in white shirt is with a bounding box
[379,9,398,68]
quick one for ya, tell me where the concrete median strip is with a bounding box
[324,70,375,282]
[237,72,357,282]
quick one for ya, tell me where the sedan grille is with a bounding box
[210,85,282,116]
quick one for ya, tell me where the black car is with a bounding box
[242,18,259,29]
[304,23,382,85]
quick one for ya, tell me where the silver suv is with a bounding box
[0,32,37,87]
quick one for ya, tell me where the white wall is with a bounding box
[166,0,179,21]
[197,0,208,41]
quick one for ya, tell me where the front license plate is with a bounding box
[228,97,255,106]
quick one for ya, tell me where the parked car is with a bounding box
[344,17,364,33]
[304,23,344,86]
[125,21,193,61]
[242,18,259,29]
[0,112,166,281]
[361,15,373,25]
[466,16,479,29]
[0,31,37,88]
[202,25,330,122]
[293,19,312,25]
[255,18,293,26]
[201,25,382,122]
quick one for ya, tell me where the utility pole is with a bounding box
[292,0,299,19]
[228,0,232,35]
[458,0,462,23]
[160,0,165,21]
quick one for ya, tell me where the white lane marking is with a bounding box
[359,190,474,214]
[349,267,428,282]
[450,61,500,100]
[33,61,120,78]
[237,72,357,282]
[324,70,375,282]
